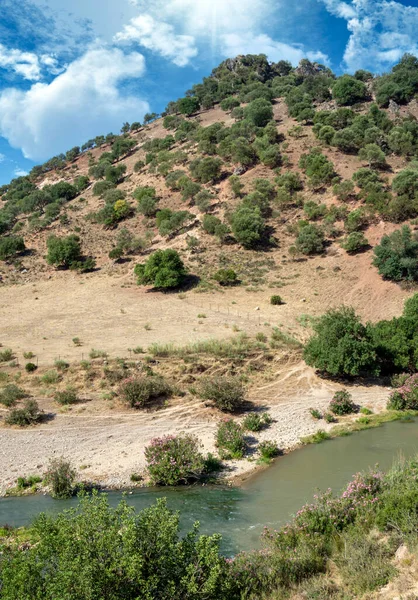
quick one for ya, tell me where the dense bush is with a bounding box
[0,384,26,407]
[55,389,79,405]
[119,375,172,408]
[373,226,418,281]
[341,232,369,254]
[145,434,206,485]
[199,377,245,412]
[259,440,280,460]
[213,268,238,286]
[304,307,377,377]
[190,157,223,183]
[299,148,335,188]
[135,249,186,289]
[329,389,357,415]
[295,224,325,255]
[332,75,368,105]
[216,419,247,459]
[44,457,76,499]
[358,144,387,169]
[244,98,273,127]
[156,209,193,236]
[202,215,230,241]
[5,400,43,426]
[242,412,272,432]
[230,205,265,248]
[0,235,25,260]
[46,235,82,269]
[0,493,230,598]
[270,295,283,305]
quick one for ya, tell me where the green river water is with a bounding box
[1,420,418,555]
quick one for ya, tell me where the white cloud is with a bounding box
[132,0,273,34]
[14,167,29,177]
[0,43,63,81]
[114,14,198,66]
[320,0,418,71]
[221,33,330,66]
[0,153,5,163]
[0,47,149,161]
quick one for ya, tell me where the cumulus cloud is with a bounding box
[114,14,197,66]
[14,167,29,177]
[0,47,149,161]
[320,0,418,71]
[221,33,330,66]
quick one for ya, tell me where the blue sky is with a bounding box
[0,0,418,185]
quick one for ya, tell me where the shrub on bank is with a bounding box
[120,376,172,409]
[387,373,418,410]
[216,419,246,459]
[330,390,357,415]
[199,377,245,412]
[44,457,76,499]
[5,400,43,426]
[145,434,206,485]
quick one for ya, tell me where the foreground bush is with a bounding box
[199,377,245,412]
[120,376,172,408]
[373,225,418,281]
[44,457,76,499]
[145,434,206,485]
[0,494,230,599]
[216,419,246,459]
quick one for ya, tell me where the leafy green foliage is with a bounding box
[46,235,82,268]
[216,419,246,459]
[44,457,76,499]
[230,204,265,248]
[0,235,25,260]
[243,98,273,127]
[190,157,223,183]
[373,226,418,281]
[177,97,200,116]
[304,307,378,377]
[5,399,43,426]
[341,232,369,254]
[135,249,186,289]
[332,75,368,105]
[295,224,325,255]
[156,209,193,236]
[0,384,26,407]
[299,148,335,188]
[213,268,238,286]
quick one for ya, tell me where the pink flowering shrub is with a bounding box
[329,389,357,415]
[387,373,418,410]
[145,434,206,485]
[119,375,172,409]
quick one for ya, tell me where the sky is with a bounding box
[0,0,418,185]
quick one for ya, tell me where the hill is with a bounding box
[1,53,418,490]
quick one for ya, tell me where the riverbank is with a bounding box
[0,369,395,496]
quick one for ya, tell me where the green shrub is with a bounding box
[119,376,172,409]
[5,400,43,426]
[330,389,357,415]
[324,412,337,423]
[0,235,25,260]
[216,419,246,459]
[145,434,206,485]
[295,224,325,255]
[202,215,230,241]
[242,412,272,432]
[189,157,222,184]
[55,389,79,405]
[46,235,82,269]
[16,475,42,490]
[333,179,355,201]
[299,148,335,188]
[341,232,369,254]
[92,180,115,197]
[0,348,14,362]
[270,295,283,305]
[44,457,76,499]
[198,377,245,412]
[135,250,186,290]
[309,408,322,420]
[0,384,26,407]
[230,205,265,248]
[358,144,387,169]
[304,306,377,377]
[25,362,37,373]
[373,225,418,281]
[213,268,238,286]
[42,370,59,384]
[259,440,280,460]
[244,98,273,127]
[333,75,367,106]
